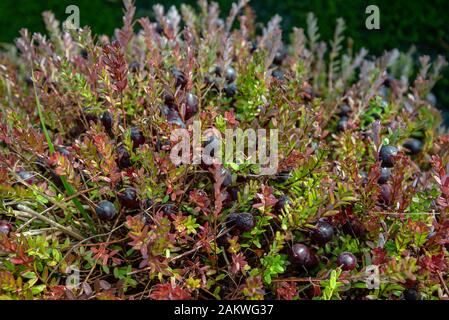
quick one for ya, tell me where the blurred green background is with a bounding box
[1,0,448,123]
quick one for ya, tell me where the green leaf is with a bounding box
[31,284,46,295]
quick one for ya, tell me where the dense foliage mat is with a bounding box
[0,0,449,300]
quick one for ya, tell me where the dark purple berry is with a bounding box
[219,167,232,188]
[213,65,222,76]
[171,68,187,88]
[141,197,153,210]
[403,138,423,155]
[224,83,237,97]
[228,187,239,201]
[337,116,349,132]
[56,146,71,157]
[185,93,199,119]
[0,221,12,235]
[129,61,140,73]
[337,252,357,271]
[311,221,334,245]
[291,244,318,269]
[225,67,237,83]
[202,135,221,162]
[359,171,368,185]
[156,203,176,215]
[304,252,319,269]
[221,190,233,208]
[80,49,88,60]
[101,111,113,131]
[163,91,175,106]
[274,170,292,183]
[338,104,351,117]
[118,187,139,209]
[156,138,171,152]
[155,22,164,35]
[271,69,284,80]
[167,109,186,128]
[95,201,117,221]
[275,195,292,213]
[24,76,34,87]
[117,145,132,169]
[18,171,35,184]
[383,74,395,88]
[249,40,258,53]
[227,212,254,232]
[83,107,98,124]
[379,145,398,168]
[130,127,145,148]
[378,167,391,184]
[403,288,420,300]
[273,50,286,66]
[291,244,309,264]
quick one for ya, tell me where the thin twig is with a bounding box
[14,204,84,241]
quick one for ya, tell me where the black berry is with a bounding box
[56,146,71,157]
[163,91,175,106]
[337,252,357,271]
[83,107,98,124]
[291,244,310,265]
[224,83,237,97]
[118,187,139,209]
[167,109,186,128]
[202,135,221,163]
[359,171,368,185]
[228,187,239,201]
[338,104,351,117]
[0,221,12,235]
[185,93,199,119]
[272,69,284,80]
[156,203,176,215]
[130,127,145,148]
[379,145,398,168]
[213,65,222,76]
[227,212,254,232]
[225,67,237,83]
[311,221,334,245]
[337,116,348,132]
[403,138,423,155]
[378,167,391,184]
[18,171,35,184]
[403,288,420,300]
[274,195,292,213]
[274,170,292,183]
[80,49,88,59]
[141,197,153,210]
[273,50,286,66]
[291,244,319,269]
[95,200,117,221]
[129,61,140,73]
[117,145,132,169]
[171,67,187,88]
[101,111,113,132]
[219,167,232,188]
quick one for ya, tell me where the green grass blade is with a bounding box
[32,70,96,233]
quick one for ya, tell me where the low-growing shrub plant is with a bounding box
[0,0,448,300]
